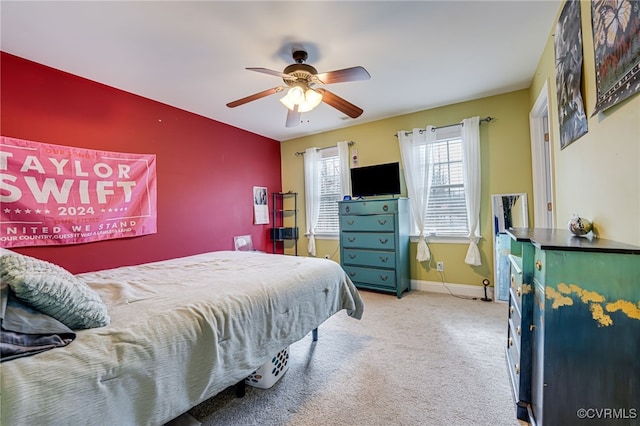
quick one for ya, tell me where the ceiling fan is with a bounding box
[226,50,370,128]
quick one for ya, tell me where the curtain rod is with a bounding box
[394,116,494,137]
[295,141,355,156]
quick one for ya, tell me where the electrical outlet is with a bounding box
[436,261,444,272]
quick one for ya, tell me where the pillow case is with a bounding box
[0,247,15,256]
[0,253,110,330]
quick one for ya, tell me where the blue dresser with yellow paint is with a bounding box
[338,198,410,298]
[507,228,640,425]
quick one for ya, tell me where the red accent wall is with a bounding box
[1,52,282,273]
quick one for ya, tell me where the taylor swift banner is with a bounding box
[0,136,157,247]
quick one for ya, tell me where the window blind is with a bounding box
[422,138,469,236]
[316,152,341,233]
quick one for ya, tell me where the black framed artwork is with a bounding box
[554,0,588,150]
[591,0,640,115]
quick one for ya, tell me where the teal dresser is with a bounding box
[338,198,410,298]
[506,228,640,425]
[506,237,535,421]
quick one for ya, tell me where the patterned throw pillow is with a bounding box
[0,253,110,330]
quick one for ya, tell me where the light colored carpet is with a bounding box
[187,290,520,426]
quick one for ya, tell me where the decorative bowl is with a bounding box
[567,214,592,236]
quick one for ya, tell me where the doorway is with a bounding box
[529,81,555,228]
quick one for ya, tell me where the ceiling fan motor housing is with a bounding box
[282,63,318,87]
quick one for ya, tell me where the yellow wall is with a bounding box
[530,1,640,246]
[280,90,534,286]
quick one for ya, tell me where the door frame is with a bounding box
[529,80,555,229]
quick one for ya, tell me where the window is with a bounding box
[420,129,469,238]
[315,147,341,234]
[399,117,481,263]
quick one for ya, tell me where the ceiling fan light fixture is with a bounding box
[280,87,323,113]
[304,88,323,110]
[279,87,300,110]
[288,86,305,103]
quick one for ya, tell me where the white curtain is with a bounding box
[398,127,436,261]
[337,141,351,198]
[461,116,482,266]
[304,147,321,256]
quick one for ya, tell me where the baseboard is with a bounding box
[412,279,497,300]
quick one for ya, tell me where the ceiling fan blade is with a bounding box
[285,105,301,128]
[226,86,286,108]
[246,67,296,80]
[316,88,363,119]
[315,66,370,84]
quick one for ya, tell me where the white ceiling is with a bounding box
[1,1,560,141]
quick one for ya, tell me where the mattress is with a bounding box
[0,251,364,425]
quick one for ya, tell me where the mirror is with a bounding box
[492,194,528,234]
[491,193,528,302]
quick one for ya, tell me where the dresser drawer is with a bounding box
[533,247,546,284]
[508,255,524,311]
[339,199,398,215]
[508,291,522,329]
[508,316,523,355]
[506,323,522,399]
[343,248,396,269]
[340,214,395,232]
[342,232,396,250]
[342,265,396,289]
[507,321,519,356]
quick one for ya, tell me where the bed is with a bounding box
[0,250,364,425]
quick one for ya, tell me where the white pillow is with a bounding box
[0,253,110,330]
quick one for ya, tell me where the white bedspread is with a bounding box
[0,251,364,425]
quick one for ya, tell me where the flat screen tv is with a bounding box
[350,162,401,198]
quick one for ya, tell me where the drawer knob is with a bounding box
[379,275,389,281]
[345,206,350,212]
[516,326,521,336]
[516,287,521,297]
[515,363,520,375]
[348,272,356,277]
[530,324,536,332]
[383,204,388,211]
[509,306,515,315]
[348,237,356,243]
[379,238,389,244]
[379,256,389,263]
[508,337,513,347]
[510,274,515,284]
[378,219,387,225]
[348,254,357,259]
[347,220,355,225]
[535,260,542,270]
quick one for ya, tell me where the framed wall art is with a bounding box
[253,186,269,224]
[591,0,640,115]
[554,0,588,149]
